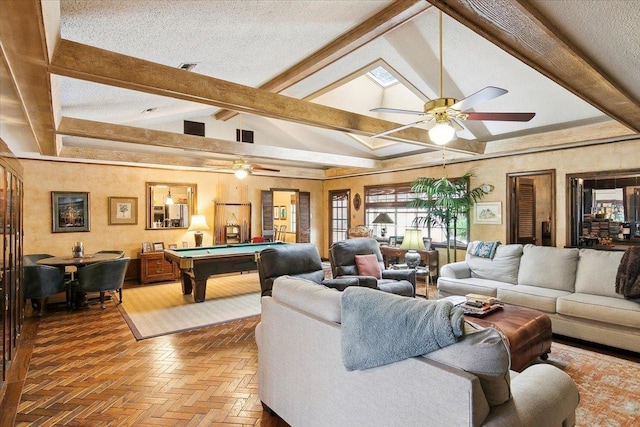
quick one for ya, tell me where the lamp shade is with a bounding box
[188,215,209,231]
[428,121,456,145]
[373,213,394,224]
[400,229,425,251]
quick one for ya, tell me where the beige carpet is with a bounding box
[117,273,261,340]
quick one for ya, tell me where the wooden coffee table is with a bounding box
[464,304,552,372]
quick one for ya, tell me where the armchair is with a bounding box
[257,243,359,296]
[73,257,130,309]
[329,238,415,297]
[23,254,67,316]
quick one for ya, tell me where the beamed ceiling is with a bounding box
[1,0,639,179]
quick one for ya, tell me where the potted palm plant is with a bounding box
[409,171,486,263]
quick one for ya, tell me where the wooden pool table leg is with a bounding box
[192,278,207,302]
[181,272,193,295]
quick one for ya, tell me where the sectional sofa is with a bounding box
[256,276,579,426]
[437,242,640,353]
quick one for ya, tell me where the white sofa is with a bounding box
[438,243,640,353]
[256,276,579,427]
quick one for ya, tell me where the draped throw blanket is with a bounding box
[616,247,640,299]
[472,241,500,259]
[341,287,464,371]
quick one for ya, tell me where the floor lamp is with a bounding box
[188,215,209,247]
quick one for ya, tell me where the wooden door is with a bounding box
[515,178,536,245]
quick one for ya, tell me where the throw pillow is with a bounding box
[423,327,511,407]
[472,241,500,259]
[355,254,382,279]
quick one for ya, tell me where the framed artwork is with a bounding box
[141,242,152,253]
[273,206,280,220]
[153,242,165,252]
[389,236,397,247]
[475,202,502,225]
[167,243,178,249]
[52,191,90,232]
[280,206,287,220]
[108,196,138,225]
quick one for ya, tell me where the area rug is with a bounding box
[117,273,261,340]
[545,342,640,426]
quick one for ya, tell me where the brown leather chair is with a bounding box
[329,238,415,297]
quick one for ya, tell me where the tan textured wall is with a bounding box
[323,138,640,261]
[23,160,323,259]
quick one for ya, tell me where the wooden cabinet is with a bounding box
[139,252,179,284]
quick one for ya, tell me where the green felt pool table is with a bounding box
[164,242,286,302]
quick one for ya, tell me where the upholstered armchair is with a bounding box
[257,243,359,297]
[23,254,67,316]
[73,257,130,309]
[329,238,415,297]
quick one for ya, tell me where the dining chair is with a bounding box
[73,257,130,309]
[252,236,265,243]
[23,254,67,316]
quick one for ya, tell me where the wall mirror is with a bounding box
[146,182,197,229]
[568,170,640,246]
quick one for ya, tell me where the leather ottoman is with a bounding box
[465,304,552,372]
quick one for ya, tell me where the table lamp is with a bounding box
[188,215,209,247]
[372,212,394,237]
[400,228,425,268]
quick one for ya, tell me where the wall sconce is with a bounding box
[481,184,495,194]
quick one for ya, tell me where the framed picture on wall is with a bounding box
[108,196,137,225]
[274,206,280,220]
[52,191,90,232]
[280,206,287,220]
[475,202,502,225]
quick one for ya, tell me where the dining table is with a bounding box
[37,252,123,308]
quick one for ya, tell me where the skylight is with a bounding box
[366,66,399,88]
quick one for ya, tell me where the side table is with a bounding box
[139,251,180,284]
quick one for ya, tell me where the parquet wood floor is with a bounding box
[1,298,290,426]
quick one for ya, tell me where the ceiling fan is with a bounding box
[232,159,280,179]
[371,11,535,145]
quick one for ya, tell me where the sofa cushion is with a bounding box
[557,293,640,329]
[497,285,571,314]
[423,327,511,407]
[355,254,381,279]
[575,249,625,299]
[437,277,515,298]
[518,245,579,291]
[272,276,342,323]
[466,243,523,285]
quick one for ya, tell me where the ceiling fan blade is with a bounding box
[370,107,425,116]
[450,117,476,140]
[371,118,431,138]
[466,112,536,122]
[451,86,507,112]
[251,165,281,172]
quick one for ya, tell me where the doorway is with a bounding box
[261,189,311,243]
[507,170,555,246]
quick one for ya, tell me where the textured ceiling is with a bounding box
[1,0,639,178]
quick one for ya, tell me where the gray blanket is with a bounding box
[341,287,465,371]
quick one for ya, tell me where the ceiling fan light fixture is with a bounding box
[234,169,248,179]
[429,121,455,145]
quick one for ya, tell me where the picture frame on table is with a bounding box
[153,242,165,252]
[52,191,90,233]
[167,244,178,249]
[389,236,397,247]
[141,242,152,253]
[475,202,502,225]
[108,196,138,225]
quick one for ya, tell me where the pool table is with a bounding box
[164,242,286,302]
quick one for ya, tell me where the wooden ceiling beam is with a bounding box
[214,0,430,121]
[58,146,329,179]
[49,39,484,155]
[0,0,57,156]
[429,0,640,133]
[57,116,380,169]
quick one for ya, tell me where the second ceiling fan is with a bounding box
[232,159,280,179]
[371,11,535,145]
